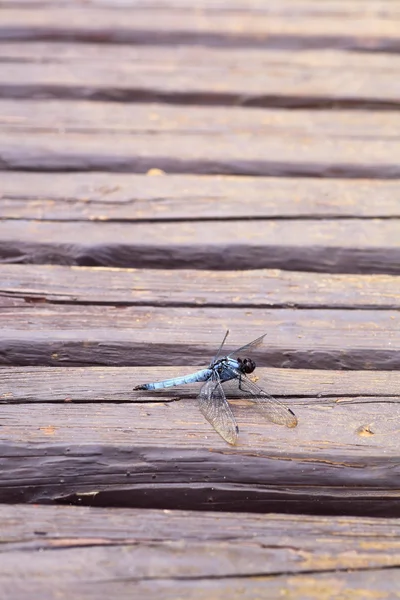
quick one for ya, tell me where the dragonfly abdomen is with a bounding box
[136,368,212,390]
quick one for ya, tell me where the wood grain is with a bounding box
[4,571,400,600]
[1,99,400,179]
[1,172,400,220]
[2,98,400,139]
[2,100,400,178]
[0,396,399,512]
[1,264,400,309]
[2,365,400,401]
[1,0,399,588]
[1,45,400,108]
[1,6,400,53]
[1,505,400,600]
[1,42,400,74]
[1,505,400,599]
[2,0,400,17]
[2,130,400,178]
[0,218,399,274]
[0,305,399,369]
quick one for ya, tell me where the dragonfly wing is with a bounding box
[211,329,230,363]
[222,365,297,428]
[227,333,266,359]
[198,373,239,445]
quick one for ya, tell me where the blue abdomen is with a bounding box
[139,368,212,390]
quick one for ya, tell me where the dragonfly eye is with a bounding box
[238,357,256,374]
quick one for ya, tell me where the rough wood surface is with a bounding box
[1,505,400,600]
[2,130,400,178]
[1,100,400,178]
[1,45,400,108]
[2,264,400,309]
[2,365,400,401]
[1,0,399,594]
[2,100,400,178]
[1,172,400,220]
[1,43,400,75]
[3,571,400,600]
[3,98,400,139]
[0,218,399,274]
[1,5,400,53]
[0,305,399,369]
[0,387,399,512]
[2,0,400,16]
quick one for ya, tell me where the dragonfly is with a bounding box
[134,331,297,445]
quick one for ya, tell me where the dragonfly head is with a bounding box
[237,357,256,374]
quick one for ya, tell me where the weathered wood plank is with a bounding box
[1,505,400,600]
[0,305,399,369]
[2,98,400,139]
[1,130,399,178]
[1,264,400,310]
[1,42,400,73]
[0,218,399,274]
[1,46,400,108]
[2,365,400,401]
[0,397,399,512]
[4,571,400,600]
[1,6,399,53]
[1,172,400,220]
[1,100,399,178]
[2,101,400,177]
[2,0,400,17]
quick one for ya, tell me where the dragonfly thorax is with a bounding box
[211,356,256,376]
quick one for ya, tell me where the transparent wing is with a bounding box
[211,329,230,363]
[227,333,266,359]
[222,365,297,428]
[198,372,239,445]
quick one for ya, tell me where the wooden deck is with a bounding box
[1,1,400,598]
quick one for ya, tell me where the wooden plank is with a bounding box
[1,46,400,108]
[3,504,400,567]
[1,130,399,178]
[1,172,400,220]
[2,98,400,139]
[1,6,400,53]
[1,264,400,310]
[7,41,399,76]
[0,395,399,512]
[2,42,400,74]
[2,101,400,178]
[4,572,400,600]
[2,365,400,401]
[0,305,399,369]
[1,505,400,600]
[1,101,400,178]
[2,0,400,18]
[0,218,399,274]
